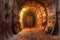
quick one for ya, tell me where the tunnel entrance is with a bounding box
[19,1,47,31]
[17,0,56,35]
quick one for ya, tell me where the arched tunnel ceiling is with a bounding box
[8,0,56,34]
[16,0,54,7]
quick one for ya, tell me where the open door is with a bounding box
[23,11,36,28]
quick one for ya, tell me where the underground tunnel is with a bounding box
[0,0,60,40]
[15,0,56,35]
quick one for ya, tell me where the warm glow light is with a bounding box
[19,7,29,28]
[43,13,46,17]
[19,1,47,31]
[20,7,29,18]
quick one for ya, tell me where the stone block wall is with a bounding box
[0,0,14,40]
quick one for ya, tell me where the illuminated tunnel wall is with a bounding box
[19,1,47,30]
